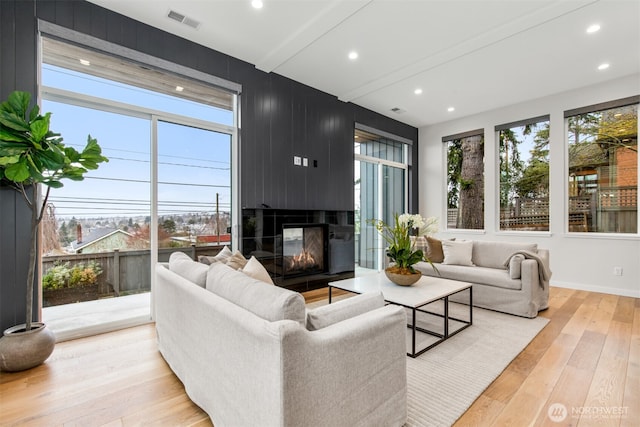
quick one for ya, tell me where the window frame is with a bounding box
[564,96,639,237]
[495,115,551,233]
[38,21,241,321]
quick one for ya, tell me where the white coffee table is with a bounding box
[328,273,473,357]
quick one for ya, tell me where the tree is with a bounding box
[458,135,484,229]
[516,123,550,199]
[447,139,463,209]
[41,203,60,255]
[162,218,177,234]
[58,221,71,246]
[499,129,524,208]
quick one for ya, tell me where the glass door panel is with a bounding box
[355,160,405,270]
[157,121,232,263]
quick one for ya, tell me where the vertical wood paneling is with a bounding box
[53,0,74,29]
[1,1,39,333]
[88,4,107,40]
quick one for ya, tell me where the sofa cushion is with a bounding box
[240,256,274,285]
[198,245,233,265]
[508,254,525,279]
[442,240,475,266]
[306,292,384,331]
[472,241,538,269]
[225,250,249,270]
[169,252,209,287]
[415,262,522,290]
[206,263,305,324]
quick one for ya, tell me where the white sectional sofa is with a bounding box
[414,239,551,318]
[155,252,408,427]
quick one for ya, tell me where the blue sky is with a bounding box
[41,65,232,220]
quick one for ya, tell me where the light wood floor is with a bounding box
[1,287,637,426]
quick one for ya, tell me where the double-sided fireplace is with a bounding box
[282,224,328,278]
[242,209,354,290]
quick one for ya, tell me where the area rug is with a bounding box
[307,298,548,427]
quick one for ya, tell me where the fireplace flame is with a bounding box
[289,250,317,270]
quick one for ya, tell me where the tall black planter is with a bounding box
[0,186,39,333]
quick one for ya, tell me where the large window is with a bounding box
[566,97,638,233]
[444,130,485,230]
[497,116,550,231]
[39,33,238,309]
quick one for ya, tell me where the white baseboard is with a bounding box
[551,280,640,299]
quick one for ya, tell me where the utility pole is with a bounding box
[216,193,220,245]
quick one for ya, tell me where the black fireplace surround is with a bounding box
[242,209,355,289]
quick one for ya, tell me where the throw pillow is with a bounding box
[442,240,475,266]
[168,251,209,287]
[425,236,446,263]
[306,292,385,331]
[508,254,525,279]
[198,246,233,265]
[198,255,216,265]
[241,256,274,285]
[411,236,428,253]
[225,250,248,270]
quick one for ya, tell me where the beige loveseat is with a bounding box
[155,252,408,427]
[414,239,550,318]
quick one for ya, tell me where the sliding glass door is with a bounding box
[355,127,408,270]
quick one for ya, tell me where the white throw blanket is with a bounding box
[504,250,551,289]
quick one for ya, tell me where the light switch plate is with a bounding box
[294,156,302,166]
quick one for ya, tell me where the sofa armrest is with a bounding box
[306,291,385,330]
[281,304,407,426]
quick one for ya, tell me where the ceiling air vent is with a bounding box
[390,107,406,114]
[167,10,201,29]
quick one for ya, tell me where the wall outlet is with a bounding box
[613,266,623,276]
[293,156,302,166]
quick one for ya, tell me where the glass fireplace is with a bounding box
[282,224,328,278]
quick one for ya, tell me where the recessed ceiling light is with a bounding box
[414,88,423,95]
[447,107,455,112]
[251,0,263,9]
[586,24,600,34]
[598,63,610,70]
[175,86,184,92]
[79,59,91,66]
[348,51,358,60]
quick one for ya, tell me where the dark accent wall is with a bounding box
[0,0,418,332]
[1,1,40,332]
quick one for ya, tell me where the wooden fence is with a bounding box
[42,245,225,298]
[447,188,636,232]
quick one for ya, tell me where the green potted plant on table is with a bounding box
[370,213,438,286]
[0,91,108,372]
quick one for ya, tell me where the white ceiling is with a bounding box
[87,0,640,127]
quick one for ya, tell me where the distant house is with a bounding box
[196,234,232,245]
[71,226,136,254]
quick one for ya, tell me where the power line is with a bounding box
[82,176,231,189]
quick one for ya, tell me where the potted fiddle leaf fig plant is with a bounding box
[0,91,108,372]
